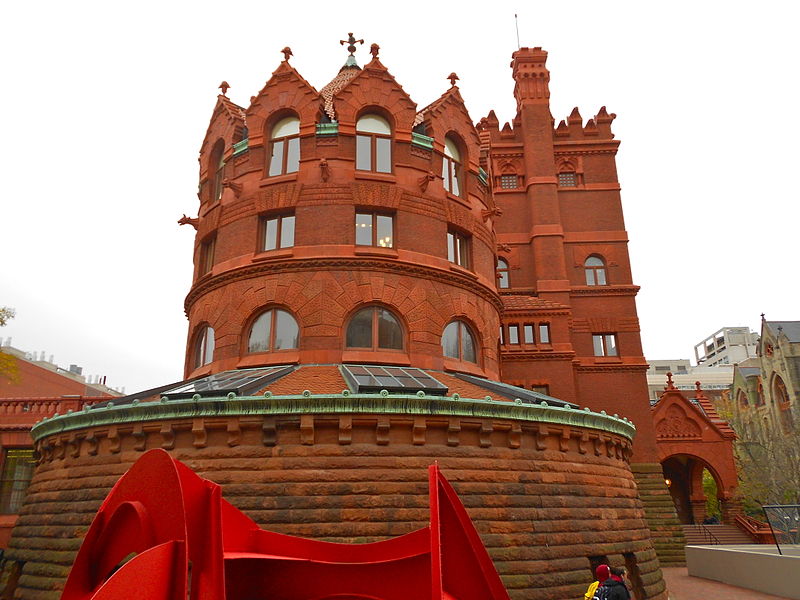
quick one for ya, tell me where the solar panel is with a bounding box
[453,373,577,408]
[341,365,448,395]
[160,365,296,399]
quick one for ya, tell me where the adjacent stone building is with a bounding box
[4,40,681,599]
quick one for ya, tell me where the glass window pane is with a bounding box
[447,232,455,262]
[457,235,469,267]
[539,324,550,344]
[585,256,604,267]
[376,137,391,173]
[376,215,393,248]
[585,268,595,286]
[356,135,371,170]
[356,114,391,135]
[509,325,519,345]
[0,449,35,514]
[248,312,272,352]
[264,218,278,251]
[274,310,299,350]
[280,216,295,248]
[272,117,300,138]
[442,158,450,192]
[524,325,534,344]
[286,137,300,173]
[347,308,373,348]
[356,213,373,246]
[596,269,607,285]
[377,309,403,350]
[605,335,618,356]
[460,323,477,363]
[204,327,215,364]
[451,164,461,196]
[593,334,604,356]
[444,137,460,160]
[269,140,284,176]
[498,270,509,288]
[442,321,459,358]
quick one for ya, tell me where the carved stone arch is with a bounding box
[498,159,520,174]
[330,60,417,135]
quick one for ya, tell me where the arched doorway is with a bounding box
[662,454,726,524]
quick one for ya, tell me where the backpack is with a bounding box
[593,584,611,600]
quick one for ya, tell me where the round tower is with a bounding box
[185,44,502,381]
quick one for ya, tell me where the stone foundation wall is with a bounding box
[8,410,667,600]
[633,463,686,566]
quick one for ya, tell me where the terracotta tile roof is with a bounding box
[258,365,346,395]
[319,66,361,120]
[501,295,569,311]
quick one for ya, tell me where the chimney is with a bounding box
[69,364,83,376]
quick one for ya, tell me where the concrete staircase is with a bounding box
[682,524,754,545]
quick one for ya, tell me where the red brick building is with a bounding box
[6,41,687,599]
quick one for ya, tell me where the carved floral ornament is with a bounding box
[656,404,702,439]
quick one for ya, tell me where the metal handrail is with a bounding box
[699,523,721,545]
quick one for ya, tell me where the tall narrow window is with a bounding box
[355,212,394,247]
[248,309,299,352]
[442,320,478,363]
[210,139,225,203]
[497,258,510,288]
[442,136,463,196]
[592,334,618,357]
[268,116,300,176]
[194,325,215,368]
[0,449,35,514]
[539,324,551,344]
[346,306,403,351]
[447,230,470,268]
[523,324,535,344]
[356,114,392,173]
[262,214,296,251]
[508,325,520,345]
[199,236,216,276]
[584,256,607,286]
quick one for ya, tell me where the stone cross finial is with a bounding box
[665,372,675,390]
[219,81,230,96]
[281,46,293,61]
[447,72,459,87]
[340,33,364,56]
[694,381,702,395]
[370,43,380,59]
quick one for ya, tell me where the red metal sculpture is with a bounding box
[61,449,510,600]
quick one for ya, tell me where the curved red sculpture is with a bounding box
[61,449,510,600]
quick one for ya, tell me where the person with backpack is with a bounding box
[584,564,610,599]
[594,566,631,600]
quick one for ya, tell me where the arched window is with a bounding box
[756,382,765,406]
[268,116,300,176]
[356,114,392,173]
[247,309,299,352]
[442,320,477,363]
[346,306,403,350]
[497,258,510,289]
[584,256,607,286]
[442,136,463,196]
[210,140,225,203]
[773,374,790,405]
[194,325,215,368]
[738,389,749,408]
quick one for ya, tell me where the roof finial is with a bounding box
[219,81,230,96]
[281,46,293,62]
[340,32,364,56]
[447,72,459,87]
[370,43,380,59]
[665,372,675,390]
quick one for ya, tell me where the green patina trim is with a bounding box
[411,132,434,150]
[316,123,339,136]
[478,167,488,186]
[31,393,635,442]
[232,139,249,155]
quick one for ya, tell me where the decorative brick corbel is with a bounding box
[508,422,522,449]
[319,158,331,182]
[160,423,175,450]
[222,178,243,198]
[412,416,427,445]
[376,416,391,445]
[108,427,121,454]
[338,415,353,445]
[227,419,241,447]
[447,418,461,447]
[479,422,493,448]
[535,424,548,450]
[262,417,278,447]
[300,414,314,445]
[132,422,147,451]
[558,428,571,452]
[191,418,207,449]
[481,207,503,222]
[497,243,512,253]
[86,432,99,456]
[418,171,436,192]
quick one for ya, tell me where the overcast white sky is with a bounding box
[1,1,798,394]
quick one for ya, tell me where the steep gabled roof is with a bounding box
[766,321,800,343]
[319,65,362,120]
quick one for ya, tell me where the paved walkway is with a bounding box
[662,567,791,600]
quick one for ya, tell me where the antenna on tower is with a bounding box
[514,14,521,50]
